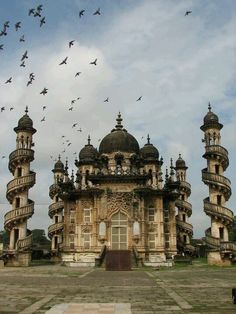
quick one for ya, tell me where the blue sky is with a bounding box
[0,0,236,238]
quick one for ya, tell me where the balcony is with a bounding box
[175,199,192,215]
[203,198,234,225]
[48,222,64,236]
[176,219,193,234]
[204,145,229,169]
[17,234,32,251]
[205,232,220,249]
[7,172,36,202]
[48,201,64,218]
[220,241,236,253]
[49,184,61,199]
[179,181,191,195]
[9,149,34,172]
[202,170,231,199]
[4,202,34,230]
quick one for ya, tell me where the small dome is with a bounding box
[99,113,140,154]
[201,103,222,131]
[79,136,99,163]
[14,107,36,133]
[53,157,64,172]
[175,154,186,168]
[140,135,159,161]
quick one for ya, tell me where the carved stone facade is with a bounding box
[49,113,193,266]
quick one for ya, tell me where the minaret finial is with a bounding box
[208,102,211,112]
[88,135,91,145]
[179,153,181,159]
[58,154,61,160]
[115,112,123,130]
[147,134,150,144]
[25,106,28,114]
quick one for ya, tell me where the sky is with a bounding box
[0,0,236,239]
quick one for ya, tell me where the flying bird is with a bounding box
[34,11,41,17]
[27,80,32,86]
[5,77,12,84]
[20,61,26,67]
[19,35,25,42]
[2,156,6,158]
[59,57,68,65]
[185,10,192,16]
[61,135,65,138]
[10,107,14,111]
[72,123,78,128]
[40,87,48,95]
[75,72,81,77]
[0,30,7,36]
[15,22,21,31]
[4,21,10,28]
[28,8,35,16]
[79,10,85,18]
[67,142,71,147]
[69,40,75,48]
[71,99,76,104]
[21,50,28,61]
[68,107,73,111]
[77,128,82,132]
[90,58,97,65]
[42,106,46,110]
[77,97,81,100]
[1,107,5,112]
[93,8,101,15]
[40,17,45,27]
[104,97,109,102]
[29,73,35,80]
[41,116,45,122]
[136,96,142,101]
[0,44,3,50]
[37,4,43,12]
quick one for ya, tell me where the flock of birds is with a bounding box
[0,4,193,162]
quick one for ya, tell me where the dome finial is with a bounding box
[147,134,150,144]
[208,102,211,112]
[88,135,91,145]
[179,153,181,158]
[115,112,123,130]
[58,154,61,160]
[25,106,28,114]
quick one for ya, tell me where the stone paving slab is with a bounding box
[45,303,131,314]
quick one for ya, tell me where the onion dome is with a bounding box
[175,154,187,169]
[99,113,139,154]
[52,155,64,173]
[140,135,159,161]
[79,136,99,163]
[14,107,36,134]
[200,103,223,131]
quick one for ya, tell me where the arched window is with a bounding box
[99,221,106,236]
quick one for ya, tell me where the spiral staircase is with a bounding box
[201,105,236,264]
[4,109,36,266]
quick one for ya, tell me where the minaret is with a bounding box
[48,156,64,257]
[201,103,235,265]
[175,154,193,255]
[4,107,36,266]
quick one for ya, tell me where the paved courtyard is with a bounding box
[0,261,236,313]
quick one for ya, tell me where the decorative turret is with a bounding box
[4,107,36,266]
[174,154,193,254]
[48,156,64,255]
[201,103,236,265]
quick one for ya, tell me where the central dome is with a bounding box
[99,113,140,154]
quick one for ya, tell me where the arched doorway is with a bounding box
[111,211,128,249]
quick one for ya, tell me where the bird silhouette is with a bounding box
[40,88,48,95]
[136,96,142,101]
[5,77,12,84]
[10,107,14,111]
[90,58,97,65]
[71,99,76,104]
[77,128,82,132]
[37,4,43,12]
[69,40,75,48]
[69,107,73,111]
[72,123,78,128]
[75,72,81,77]
[2,156,6,158]
[77,97,81,100]
[59,57,68,65]
[1,107,5,112]
[27,80,32,86]
[104,97,109,102]
[19,35,25,42]
[0,44,3,50]
[21,50,28,61]
[93,8,101,15]
[15,22,21,31]
[0,30,7,36]
[29,73,35,79]
[34,11,41,17]
[185,10,192,16]
[28,8,35,16]
[20,61,26,67]
[4,21,10,28]
[61,135,65,138]
[79,10,85,18]
[43,106,46,110]
[41,116,45,122]
[40,17,45,27]
[67,143,72,147]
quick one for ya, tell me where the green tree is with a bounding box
[32,229,51,245]
[229,216,236,242]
